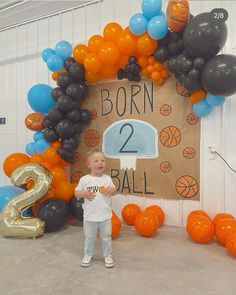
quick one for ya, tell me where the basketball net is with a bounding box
[120,156,137,171]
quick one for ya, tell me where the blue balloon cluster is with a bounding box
[25,131,50,155]
[193,93,226,117]
[42,40,72,72]
[129,0,168,40]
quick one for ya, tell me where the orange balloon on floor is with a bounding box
[135,211,159,237]
[226,234,236,257]
[111,211,121,239]
[212,213,234,229]
[144,205,165,225]
[187,210,210,225]
[215,218,236,245]
[186,215,214,243]
[3,153,30,177]
[54,181,74,202]
[122,204,141,225]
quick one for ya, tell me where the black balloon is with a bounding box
[166,57,177,74]
[48,108,64,122]
[51,87,65,101]
[73,122,84,134]
[79,109,91,124]
[66,108,80,122]
[56,95,74,112]
[66,83,88,100]
[129,64,140,75]
[57,72,74,88]
[63,142,74,152]
[43,128,59,142]
[117,69,125,80]
[69,197,84,222]
[69,63,85,81]
[63,136,79,149]
[127,72,134,81]
[184,77,202,92]
[158,30,171,46]
[72,100,81,110]
[128,56,137,64]
[188,68,200,80]
[176,55,193,74]
[202,54,236,96]
[133,75,140,82]
[36,198,68,233]
[193,57,205,70]
[183,12,228,59]
[64,57,76,71]
[56,119,74,139]
[43,116,54,128]
[57,147,75,163]
[153,46,169,62]
[168,41,182,56]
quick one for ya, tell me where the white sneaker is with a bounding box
[104,255,114,268]
[81,255,93,267]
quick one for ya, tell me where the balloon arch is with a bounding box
[0,0,235,238]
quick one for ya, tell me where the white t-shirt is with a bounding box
[75,174,115,222]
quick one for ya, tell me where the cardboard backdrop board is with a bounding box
[71,77,200,200]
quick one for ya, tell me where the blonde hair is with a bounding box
[86,149,104,159]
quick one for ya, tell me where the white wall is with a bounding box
[0,0,236,226]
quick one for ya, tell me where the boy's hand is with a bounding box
[104,186,116,197]
[83,189,96,201]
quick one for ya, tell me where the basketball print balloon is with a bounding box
[160,126,181,148]
[175,175,199,198]
[166,0,190,32]
[84,129,100,147]
[176,80,189,97]
[160,104,172,116]
[24,112,45,131]
[160,161,172,173]
[183,147,195,159]
[186,112,199,125]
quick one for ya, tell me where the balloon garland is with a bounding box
[0,0,236,238]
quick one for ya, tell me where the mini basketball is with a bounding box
[176,80,189,97]
[167,0,190,32]
[175,175,199,198]
[183,147,195,159]
[144,205,165,225]
[187,210,209,225]
[111,211,121,239]
[215,218,236,245]
[122,204,142,226]
[160,104,172,116]
[160,126,181,148]
[160,161,171,173]
[186,215,214,243]
[186,112,199,125]
[135,211,159,237]
[24,112,45,131]
[226,234,236,257]
[84,129,100,147]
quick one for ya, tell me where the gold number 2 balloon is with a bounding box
[0,163,52,238]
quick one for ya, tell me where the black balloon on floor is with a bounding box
[68,196,84,222]
[36,198,69,233]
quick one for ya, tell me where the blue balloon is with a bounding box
[129,13,148,35]
[25,142,36,155]
[147,15,168,40]
[206,93,226,106]
[28,84,54,114]
[34,138,50,153]
[46,54,64,72]
[0,186,25,212]
[142,0,162,19]
[33,131,44,142]
[42,48,55,62]
[193,99,213,117]
[55,40,72,60]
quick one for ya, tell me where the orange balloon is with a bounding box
[100,65,117,79]
[117,30,137,55]
[189,89,206,103]
[26,179,35,190]
[121,204,141,225]
[141,68,149,77]
[85,71,101,83]
[138,56,148,68]
[187,210,210,225]
[154,61,164,71]
[51,141,62,149]
[51,166,67,185]
[43,147,60,166]
[99,42,120,66]
[147,65,154,74]
[73,44,89,64]
[41,162,54,172]
[3,153,30,177]
[137,33,157,56]
[144,205,165,225]
[213,213,235,229]
[54,181,74,202]
[103,22,123,42]
[186,215,214,243]
[151,71,161,82]
[160,69,170,79]
[116,55,129,69]
[135,211,159,237]
[84,53,103,73]
[30,153,44,164]
[88,35,104,53]
[215,218,236,245]
[111,211,121,239]
[52,72,59,81]
[226,234,236,257]
[148,56,156,65]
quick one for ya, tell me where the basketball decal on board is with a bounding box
[160,126,181,147]
[71,170,84,183]
[160,104,172,116]
[90,109,97,120]
[183,147,195,159]
[176,80,189,97]
[160,161,172,173]
[175,175,199,198]
[84,129,100,147]
[74,151,81,162]
[24,112,45,131]
[186,112,199,125]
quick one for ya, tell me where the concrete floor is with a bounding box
[1,222,236,295]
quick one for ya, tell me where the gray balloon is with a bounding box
[183,12,227,59]
[202,54,236,97]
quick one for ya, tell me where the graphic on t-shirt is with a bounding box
[87,186,104,193]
